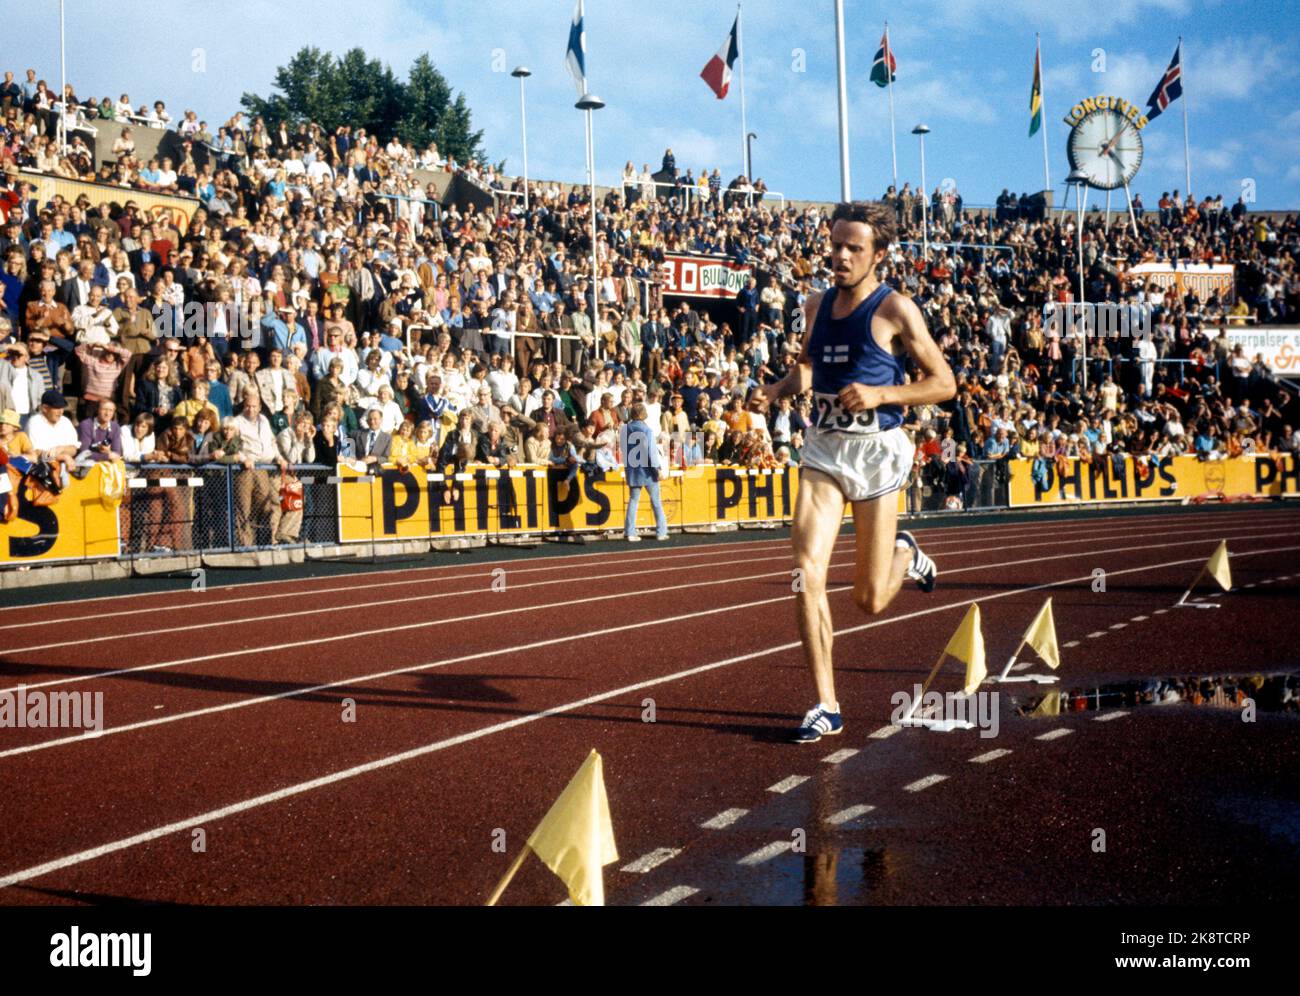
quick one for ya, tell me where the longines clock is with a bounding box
[1067,105,1143,191]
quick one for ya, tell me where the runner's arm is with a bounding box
[749,291,820,408]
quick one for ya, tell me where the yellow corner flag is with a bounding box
[1207,540,1232,591]
[945,604,987,695]
[1023,598,1061,670]
[526,749,619,906]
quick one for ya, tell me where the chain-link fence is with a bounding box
[118,463,340,557]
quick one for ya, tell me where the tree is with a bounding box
[241,47,485,163]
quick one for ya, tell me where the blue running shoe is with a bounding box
[792,704,844,743]
[896,530,937,593]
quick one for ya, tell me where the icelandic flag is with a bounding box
[700,14,740,99]
[1145,42,1183,122]
[566,0,587,97]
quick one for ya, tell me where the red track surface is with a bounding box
[1,505,1298,905]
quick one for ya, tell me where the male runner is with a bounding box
[749,201,956,742]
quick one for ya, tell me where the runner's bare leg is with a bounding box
[792,469,847,708]
[851,491,911,614]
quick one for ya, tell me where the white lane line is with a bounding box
[1109,622,1128,630]
[6,507,1288,621]
[1036,728,1074,741]
[826,804,876,826]
[13,518,1286,653]
[12,524,1291,698]
[12,541,1300,765]
[6,543,1300,889]
[1011,661,1034,671]
[3,549,814,655]
[1130,615,1149,622]
[904,774,948,792]
[1062,640,1080,649]
[767,775,809,794]
[1093,711,1128,722]
[0,535,814,625]
[1152,608,1169,615]
[969,749,1012,764]
[1210,591,1224,597]
[738,840,794,866]
[821,748,858,765]
[641,885,699,906]
[621,848,682,874]
[700,808,748,830]
[869,725,901,740]
[1244,583,1257,589]
[1087,631,1106,639]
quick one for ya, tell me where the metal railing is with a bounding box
[118,462,339,557]
[904,457,1012,515]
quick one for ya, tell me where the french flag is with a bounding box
[700,15,739,99]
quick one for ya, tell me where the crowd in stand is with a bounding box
[2,59,1299,548]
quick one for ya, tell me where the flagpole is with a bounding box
[738,3,749,178]
[485,845,532,906]
[833,0,851,200]
[1038,34,1051,193]
[1179,37,1191,196]
[886,22,898,191]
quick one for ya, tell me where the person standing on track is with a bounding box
[749,201,956,743]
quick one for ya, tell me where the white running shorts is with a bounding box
[799,425,915,502]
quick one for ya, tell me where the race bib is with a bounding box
[812,392,879,434]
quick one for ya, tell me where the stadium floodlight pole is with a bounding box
[912,124,930,260]
[746,132,757,182]
[738,2,749,179]
[577,92,605,359]
[1067,168,1089,392]
[833,0,851,200]
[511,66,531,212]
[58,0,66,153]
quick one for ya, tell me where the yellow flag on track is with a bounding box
[946,604,987,695]
[527,749,619,906]
[1207,541,1232,591]
[1023,598,1061,670]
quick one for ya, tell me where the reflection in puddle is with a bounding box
[1017,671,1300,717]
[802,847,891,906]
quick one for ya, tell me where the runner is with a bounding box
[749,201,957,742]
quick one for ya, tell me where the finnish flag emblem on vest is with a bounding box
[822,344,850,364]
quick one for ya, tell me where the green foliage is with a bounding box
[241,47,485,164]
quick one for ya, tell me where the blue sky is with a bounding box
[5,0,1298,208]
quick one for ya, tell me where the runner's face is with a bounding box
[829,220,880,289]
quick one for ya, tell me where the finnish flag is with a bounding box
[566,0,587,98]
[822,344,850,364]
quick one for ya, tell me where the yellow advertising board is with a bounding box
[1,462,123,564]
[1008,454,1299,507]
[336,464,802,542]
[20,170,199,236]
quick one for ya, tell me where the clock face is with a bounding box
[1067,108,1143,191]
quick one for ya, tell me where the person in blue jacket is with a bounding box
[619,404,668,542]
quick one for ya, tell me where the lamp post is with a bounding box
[912,124,931,260]
[511,66,531,212]
[1066,167,1090,391]
[746,132,756,182]
[576,92,605,357]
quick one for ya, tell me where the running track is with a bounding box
[0,503,1297,905]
